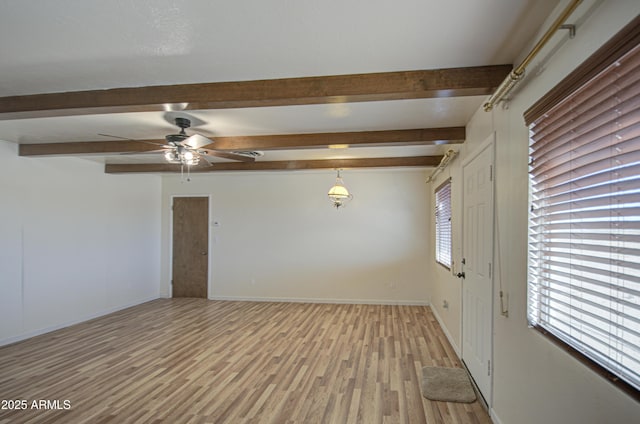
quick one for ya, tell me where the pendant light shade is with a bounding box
[327,169,353,209]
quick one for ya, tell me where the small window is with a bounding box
[525,17,640,399]
[435,178,452,269]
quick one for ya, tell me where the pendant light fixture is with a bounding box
[327,169,353,209]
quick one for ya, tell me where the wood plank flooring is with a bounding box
[0,299,491,423]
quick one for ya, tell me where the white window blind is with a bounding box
[435,179,452,268]
[527,39,640,395]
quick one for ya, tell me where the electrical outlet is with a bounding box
[443,300,449,309]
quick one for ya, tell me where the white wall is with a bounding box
[0,141,161,345]
[161,169,431,304]
[429,1,640,423]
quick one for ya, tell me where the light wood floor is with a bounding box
[0,299,491,424]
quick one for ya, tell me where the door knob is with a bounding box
[456,272,465,279]
[201,251,207,256]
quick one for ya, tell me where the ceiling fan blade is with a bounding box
[98,133,134,140]
[120,148,170,156]
[132,140,167,148]
[99,134,169,156]
[184,133,213,149]
[98,133,168,149]
[197,153,215,166]
[201,150,256,162]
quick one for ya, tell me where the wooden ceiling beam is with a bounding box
[105,156,442,173]
[209,127,464,151]
[19,140,162,156]
[0,66,511,119]
[19,127,464,156]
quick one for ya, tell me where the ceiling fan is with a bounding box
[153,117,256,166]
[100,114,262,181]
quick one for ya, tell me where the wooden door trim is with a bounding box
[460,132,495,406]
[169,194,212,299]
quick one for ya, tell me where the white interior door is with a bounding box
[461,138,494,403]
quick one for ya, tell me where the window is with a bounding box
[435,178,452,268]
[525,16,640,399]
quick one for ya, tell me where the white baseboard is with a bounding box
[0,295,159,347]
[430,305,461,358]
[208,295,428,306]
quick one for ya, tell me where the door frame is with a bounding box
[460,132,495,406]
[169,194,213,299]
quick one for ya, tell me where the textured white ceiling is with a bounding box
[0,0,560,166]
